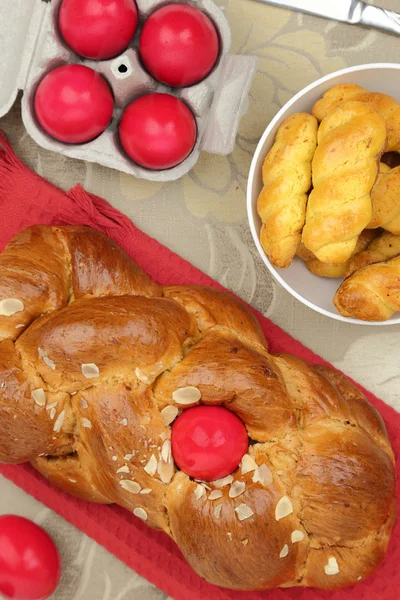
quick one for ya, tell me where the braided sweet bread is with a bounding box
[0,226,396,590]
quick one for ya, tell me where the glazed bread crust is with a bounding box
[0,226,395,590]
[257,113,318,268]
[302,101,387,264]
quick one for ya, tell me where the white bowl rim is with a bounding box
[247,62,400,327]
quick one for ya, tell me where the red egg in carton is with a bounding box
[1,0,258,181]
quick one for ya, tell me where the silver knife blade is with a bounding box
[253,0,400,36]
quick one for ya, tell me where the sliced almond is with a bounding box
[49,407,56,420]
[31,388,46,407]
[161,405,179,426]
[253,463,273,485]
[120,480,141,494]
[111,455,117,461]
[209,490,223,500]
[157,457,174,484]
[133,507,148,521]
[135,368,150,384]
[117,465,130,474]
[172,386,201,405]
[159,432,168,442]
[240,454,258,475]
[229,481,246,499]
[144,454,157,476]
[82,363,99,379]
[275,496,293,521]
[161,440,172,463]
[279,544,289,558]
[140,488,152,495]
[120,418,128,426]
[124,454,133,461]
[38,348,56,370]
[235,503,254,521]
[324,556,340,576]
[15,324,25,329]
[194,484,205,500]
[81,418,92,429]
[291,530,304,543]
[214,504,223,519]
[0,298,24,316]
[53,409,65,433]
[80,398,88,409]
[241,539,249,546]
[68,478,77,483]
[46,401,58,410]
[227,532,232,541]
[212,475,233,488]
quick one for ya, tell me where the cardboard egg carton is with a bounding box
[1,0,258,182]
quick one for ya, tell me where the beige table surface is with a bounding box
[1,0,400,598]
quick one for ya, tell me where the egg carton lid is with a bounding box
[0,0,258,178]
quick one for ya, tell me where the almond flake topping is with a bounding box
[81,418,92,429]
[172,386,201,405]
[159,432,168,442]
[209,490,223,500]
[49,407,56,420]
[135,368,150,384]
[117,465,130,474]
[227,532,232,541]
[46,401,58,410]
[241,454,258,475]
[81,363,99,379]
[133,507,148,521]
[275,496,293,521]
[324,556,339,576]
[235,503,254,521]
[80,398,88,409]
[0,298,24,316]
[120,418,128,426]
[53,409,65,433]
[140,488,152,495]
[194,484,205,500]
[120,480,141,493]
[291,530,304,543]
[280,544,289,558]
[157,456,174,484]
[212,475,234,488]
[111,456,117,461]
[241,539,249,546]
[229,481,246,499]
[214,504,222,519]
[161,405,179,426]
[31,388,46,407]
[38,348,56,370]
[253,463,273,485]
[68,478,77,483]
[15,324,25,329]
[124,454,133,461]
[144,454,157,476]
[161,440,172,463]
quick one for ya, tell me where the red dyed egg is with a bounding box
[119,93,197,170]
[59,0,138,60]
[140,3,220,87]
[171,405,249,481]
[0,515,61,600]
[34,64,114,144]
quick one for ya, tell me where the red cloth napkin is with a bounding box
[0,132,398,600]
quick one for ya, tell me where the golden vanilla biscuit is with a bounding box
[313,84,400,152]
[257,113,318,268]
[369,164,400,234]
[344,230,400,277]
[296,230,377,278]
[302,101,387,264]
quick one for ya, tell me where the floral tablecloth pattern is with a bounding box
[1,1,400,597]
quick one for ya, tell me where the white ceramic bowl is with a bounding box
[247,63,400,326]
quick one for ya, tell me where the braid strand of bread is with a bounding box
[0,226,395,590]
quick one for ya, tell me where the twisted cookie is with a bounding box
[0,226,395,589]
[345,230,400,278]
[302,101,387,264]
[257,113,318,268]
[369,163,400,234]
[313,84,400,152]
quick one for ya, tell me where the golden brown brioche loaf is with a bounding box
[0,226,396,590]
[257,113,318,268]
[369,163,400,233]
[302,101,387,264]
[335,254,400,320]
[296,230,377,278]
[313,84,400,152]
[344,230,400,277]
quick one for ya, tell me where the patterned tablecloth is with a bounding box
[1,1,400,598]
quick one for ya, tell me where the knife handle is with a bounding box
[359,3,400,35]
